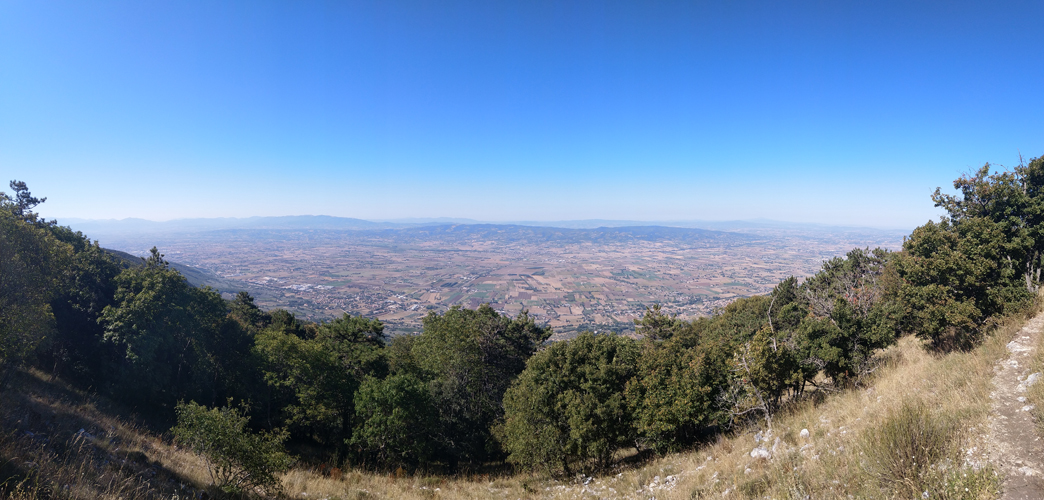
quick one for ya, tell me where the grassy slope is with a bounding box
[1026,308,1044,474]
[0,368,217,499]
[2,307,1037,499]
[282,311,1030,500]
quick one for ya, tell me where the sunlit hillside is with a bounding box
[3,304,1037,499]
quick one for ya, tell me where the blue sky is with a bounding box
[2,1,1042,229]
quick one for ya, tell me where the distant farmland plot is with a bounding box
[90,223,905,337]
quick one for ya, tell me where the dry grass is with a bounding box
[1027,308,1044,447]
[1,309,1035,499]
[273,316,1026,500]
[615,335,1003,500]
[0,368,213,499]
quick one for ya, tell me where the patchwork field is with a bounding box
[91,223,905,337]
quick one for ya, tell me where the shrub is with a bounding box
[497,332,638,475]
[862,400,954,496]
[351,373,437,469]
[723,326,801,427]
[625,337,728,452]
[172,401,294,495]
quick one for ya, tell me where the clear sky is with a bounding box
[2,1,1042,229]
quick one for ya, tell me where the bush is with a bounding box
[862,400,954,496]
[351,373,437,469]
[497,332,638,475]
[723,326,801,427]
[625,337,728,452]
[172,401,294,495]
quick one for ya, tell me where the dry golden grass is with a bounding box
[0,368,214,499]
[2,307,1036,499]
[275,315,1028,500]
[1028,308,1044,448]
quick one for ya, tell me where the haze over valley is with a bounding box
[69,216,906,336]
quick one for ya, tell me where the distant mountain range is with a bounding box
[88,224,759,248]
[71,217,909,310]
[58,215,911,237]
[358,223,758,245]
[379,217,913,232]
[60,215,402,234]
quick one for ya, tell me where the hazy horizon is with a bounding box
[53,214,917,232]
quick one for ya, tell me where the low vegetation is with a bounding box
[172,401,294,495]
[2,155,1043,498]
[2,305,1029,499]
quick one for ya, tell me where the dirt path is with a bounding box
[988,313,1044,499]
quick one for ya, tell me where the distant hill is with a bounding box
[119,223,758,248]
[61,215,412,235]
[57,215,913,256]
[377,223,758,245]
[61,217,762,248]
[60,215,910,239]
[103,248,237,292]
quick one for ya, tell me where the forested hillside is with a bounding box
[3,156,1044,497]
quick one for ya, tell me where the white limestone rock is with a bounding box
[750,447,771,459]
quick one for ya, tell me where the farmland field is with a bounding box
[87,222,906,337]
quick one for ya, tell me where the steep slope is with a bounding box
[277,312,1037,499]
[103,248,236,291]
[0,369,213,499]
[3,311,1040,499]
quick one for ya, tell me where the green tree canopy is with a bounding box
[625,334,728,452]
[351,373,437,469]
[895,217,1030,350]
[799,248,899,382]
[99,248,230,408]
[409,304,551,467]
[0,206,70,384]
[254,313,386,454]
[498,332,638,475]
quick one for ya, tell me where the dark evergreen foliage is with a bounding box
[498,332,639,474]
[3,159,1042,477]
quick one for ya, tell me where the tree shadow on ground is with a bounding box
[0,369,226,499]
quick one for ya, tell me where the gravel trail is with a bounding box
[988,313,1044,499]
